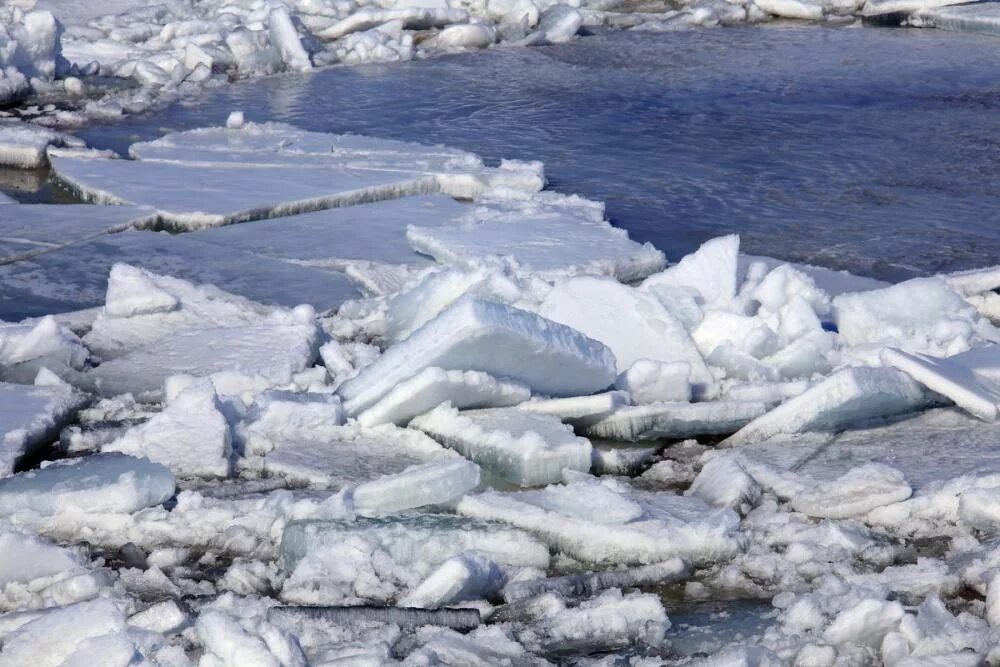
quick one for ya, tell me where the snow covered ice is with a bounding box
[3,108,1000,663]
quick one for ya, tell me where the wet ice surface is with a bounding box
[75,25,1000,281]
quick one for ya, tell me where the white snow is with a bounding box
[336,297,617,415]
[410,404,593,486]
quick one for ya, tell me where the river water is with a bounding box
[77,24,1000,282]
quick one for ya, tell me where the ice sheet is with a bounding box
[0,229,361,321]
[336,297,617,415]
[0,381,87,478]
[882,347,1000,422]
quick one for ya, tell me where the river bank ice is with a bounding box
[1,121,1000,663]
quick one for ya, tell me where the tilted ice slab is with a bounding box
[399,550,505,610]
[261,424,457,490]
[583,400,770,442]
[865,0,969,17]
[724,367,930,446]
[539,276,714,393]
[410,405,593,486]
[0,453,174,517]
[86,317,320,400]
[51,123,543,230]
[0,381,87,478]
[337,297,617,415]
[643,235,739,309]
[456,480,740,565]
[0,204,153,263]
[352,459,481,516]
[0,229,361,321]
[0,529,114,612]
[882,347,1000,422]
[407,196,665,283]
[279,515,550,605]
[356,367,530,427]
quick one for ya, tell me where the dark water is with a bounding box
[78,25,1000,281]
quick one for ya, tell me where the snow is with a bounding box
[355,367,530,427]
[882,347,1000,422]
[0,453,174,517]
[407,192,664,283]
[724,367,931,446]
[0,380,86,478]
[410,404,593,486]
[336,297,617,415]
[583,400,769,441]
[538,276,715,395]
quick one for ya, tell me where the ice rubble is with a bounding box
[0,379,87,477]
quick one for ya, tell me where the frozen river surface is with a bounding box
[79,25,1000,282]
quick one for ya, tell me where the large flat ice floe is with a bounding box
[51,123,544,229]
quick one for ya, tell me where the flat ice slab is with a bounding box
[355,367,530,427]
[52,123,542,230]
[882,347,1000,422]
[261,424,456,489]
[407,194,664,282]
[0,381,87,478]
[189,195,466,273]
[865,0,970,16]
[457,479,740,565]
[0,204,154,262]
[87,319,319,399]
[583,401,770,442]
[352,459,481,515]
[0,229,360,320]
[336,297,617,415]
[724,367,929,446]
[0,453,175,517]
[411,405,592,486]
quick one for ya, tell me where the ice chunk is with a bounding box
[190,195,466,277]
[260,424,454,489]
[791,464,912,519]
[754,0,824,18]
[642,235,738,309]
[337,297,617,415]
[0,530,111,612]
[502,559,688,603]
[0,317,88,382]
[316,7,470,40]
[269,7,312,72]
[410,405,592,486]
[128,600,188,634]
[457,484,739,565]
[0,381,86,478]
[724,367,930,446]
[541,589,669,652]
[687,454,760,512]
[738,254,889,298]
[238,391,345,456]
[407,195,664,283]
[196,609,291,667]
[399,552,505,609]
[833,277,997,356]
[539,276,714,393]
[583,400,769,442]
[352,459,481,515]
[425,23,497,50]
[865,0,967,16]
[692,310,778,360]
[356,368,530,427]
[0,454,174,517]
[823,598,904,648]
[751,263,831,318]
[104,381,232,478]
[943,265,1000,296]
[882,347,1000,422]
[517,391,628,423]
[0,598,131,667]
[0,123,82,169]
[87,315,320,400]
[279,515,549,605]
